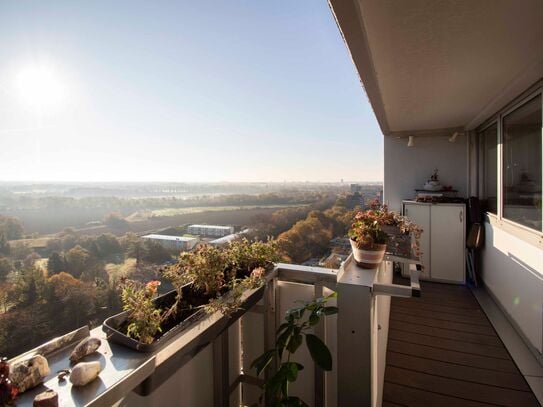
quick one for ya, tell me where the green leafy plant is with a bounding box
[119,279,162,344]
[251,292,338,406]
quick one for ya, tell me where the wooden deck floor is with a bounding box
[383,279,540,407]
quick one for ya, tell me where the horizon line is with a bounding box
[0,179,383,184]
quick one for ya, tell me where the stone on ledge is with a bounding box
[69,361,101,386]
[10,355,50,393]
[69,337,101,364]
[33,389,58,407]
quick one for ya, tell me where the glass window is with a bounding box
[502,95,542,231]
[480,123,498,214]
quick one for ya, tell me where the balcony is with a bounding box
[10,251,541,406]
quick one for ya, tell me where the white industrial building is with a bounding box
[187,224,234,237]
[141,234,198,251]
[209,229,251,247]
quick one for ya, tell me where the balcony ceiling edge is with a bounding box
[329,0,543,135]
[328,0,391,136]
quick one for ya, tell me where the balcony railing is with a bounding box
[11,256,421,407]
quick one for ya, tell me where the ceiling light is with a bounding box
[449,132,463,143]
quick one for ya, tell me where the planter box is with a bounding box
[103,277,270,353]
[103,284,207,352]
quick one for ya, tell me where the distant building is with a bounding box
[377,190,383,204]
[350,183,362,193]
[187,224,234,237]
[329,237,352,254]
[141,234,198,251]
[209,229,251,247]
[319,252,348,269]
[345,192,364,209]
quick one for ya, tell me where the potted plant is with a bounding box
[348,201,422,268]
[103,239,279,351]
[251,292,337,406]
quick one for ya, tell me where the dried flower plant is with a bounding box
[119,279,162,344]
[205,267,266,315]
[119,239,279,345]
[349,199,423,259]
[226,238,280,278]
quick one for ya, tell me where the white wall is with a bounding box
[384,134,468,212]
[481,223,543,355]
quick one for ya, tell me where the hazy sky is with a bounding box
[0,1,383,183]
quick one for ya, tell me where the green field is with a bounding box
[129,204,307,221]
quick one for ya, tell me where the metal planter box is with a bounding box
[103,284,206,353]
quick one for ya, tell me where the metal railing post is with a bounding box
[314,282,325,407]
[213,330,230,407]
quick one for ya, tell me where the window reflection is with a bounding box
[502,95,542,231]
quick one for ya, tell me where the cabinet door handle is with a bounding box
[459,210,463,223]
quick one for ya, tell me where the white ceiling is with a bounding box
[331,0,543,135]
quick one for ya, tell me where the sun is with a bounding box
[16,63,67,110]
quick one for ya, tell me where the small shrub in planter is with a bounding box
[348,200,422,268]
[107,239,279,350]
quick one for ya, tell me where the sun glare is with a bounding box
[16,63,67,110]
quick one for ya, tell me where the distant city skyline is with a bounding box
[0,1,383,183]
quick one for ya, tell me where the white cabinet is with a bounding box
[402,201,465,284]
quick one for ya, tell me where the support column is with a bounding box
[336,261,376,407]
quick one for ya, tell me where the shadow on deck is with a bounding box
[383,278,540,407]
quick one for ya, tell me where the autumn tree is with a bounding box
[11,266,46,306]
[46,272,97,331]
[0,233,9,256]
[103,212,128,230]
[276,205,354,264]
[60,229,78,251]
[46,238,62,253]
[142,240,171,264]
[23,252,41,270]
[9,241,32,261]
[0,257,12,280]
[121,232,144,265]
[95,233,122,258]
[0,215,24,240]
[64,245,91,278]
[47,252,65,275]
[0,281,13,313]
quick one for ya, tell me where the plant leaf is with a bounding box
[287,330,303,353]
[306,334,332,371]
[308,312,320,326]
[286,362,304,382]
[276,322,290,335]
[251,349,276,376]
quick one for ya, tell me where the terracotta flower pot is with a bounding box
[350,239,387,269]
